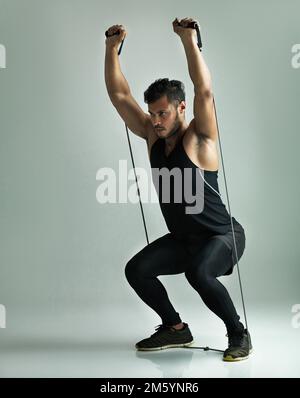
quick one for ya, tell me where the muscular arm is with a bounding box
[181,34,218,142]
[105,44,131,98]
[104,44,149,139]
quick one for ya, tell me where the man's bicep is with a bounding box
[111,93,150,140]
[193,90,218,142]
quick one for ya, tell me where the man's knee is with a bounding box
[124,257,138,282]
[125,251,156,283]
[185,264,212,290]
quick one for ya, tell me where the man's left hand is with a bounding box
[172,17,198,41]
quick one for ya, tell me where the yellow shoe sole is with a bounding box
[135,340,194,351]
[223,348,253,362]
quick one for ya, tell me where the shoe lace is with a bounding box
[226,331,245,348]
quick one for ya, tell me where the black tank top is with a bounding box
[150,133,241,239]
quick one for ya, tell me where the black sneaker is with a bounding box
[135,323,194,351]
[223,328,253,362]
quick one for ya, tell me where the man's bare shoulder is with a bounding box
[183,119,219,171]
[145,117,160,158]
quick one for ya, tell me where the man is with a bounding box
[104,18,252,361]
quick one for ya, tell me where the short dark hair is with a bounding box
[144,78,185,107]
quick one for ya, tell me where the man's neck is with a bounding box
[165,122,189,148]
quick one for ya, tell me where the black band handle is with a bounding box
[105,29,125,55]
[176,20,202,51]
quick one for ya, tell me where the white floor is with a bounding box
[0,303,299,378]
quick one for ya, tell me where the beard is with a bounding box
[163,111,181,139]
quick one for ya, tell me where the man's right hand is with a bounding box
[105,24,127,48]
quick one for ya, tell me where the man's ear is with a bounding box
[179,101,186,113]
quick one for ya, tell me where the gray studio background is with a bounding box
[0,0,300,377]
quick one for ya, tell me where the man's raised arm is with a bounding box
[104,25,149,140]
[173,18,218,142]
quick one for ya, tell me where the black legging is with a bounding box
[125,231,245,335]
